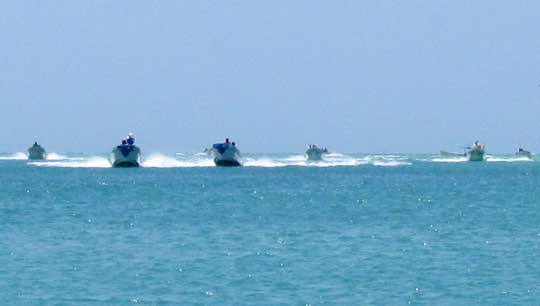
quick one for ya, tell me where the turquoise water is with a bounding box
[1,152,540,305]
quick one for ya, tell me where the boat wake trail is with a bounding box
[13,152,540,168]
[46,152,79,161]
[366,155,412,167]
[142,154,214,168]
[22,153,413,168]
[430,157,469,163]
[243,154,411,167]
[144,153,372,168]
[243,154,367,167]
[27,153,214,168]
[0,152,27,160]
[428,155,533,163]
[29,156,111,168]
[485,156,533,162]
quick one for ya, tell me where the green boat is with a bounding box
[467,146,485,162]
[27,142,46,160]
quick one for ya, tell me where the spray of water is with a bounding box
[486,156,533,162]
[19,152,535,168]
[29,156,111,168]
[0,152,27,160]
[142,153,214,168]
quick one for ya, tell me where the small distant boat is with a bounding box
[516,148,533,159]
[467,142,485,162]
[208,140,242,166]
[443,141,485,161]
[305,145,329,161]
[27,142,46,160]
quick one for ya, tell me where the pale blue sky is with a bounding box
[1,1,539,153]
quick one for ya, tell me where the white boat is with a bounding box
[208,142,242,166]
[305,145,329,161]
[110,145,141,167]
[467,145,485,162]
[27,142,46,160]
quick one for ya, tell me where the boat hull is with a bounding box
[467,148,485,162]
[110,145,141,168]
[214,159,242,167]
[27,146,46,160]
[112,160,140,168]
[516,151,533,159]
[209,144,242,167]
[305,148,327,161]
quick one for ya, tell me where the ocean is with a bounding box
[1,152,539,305]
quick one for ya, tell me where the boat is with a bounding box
[27,142,46,160]
[516,148,533,159]
[110,144,141,167]
[208,140,242,166]
[110,136,140,168]
[467,142,485,162]
[305,145,329,161]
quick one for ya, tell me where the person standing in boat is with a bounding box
[473,141,484,150]
[127,133,135,145]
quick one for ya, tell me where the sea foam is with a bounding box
[0,152,27,160]
[29,156,111,168]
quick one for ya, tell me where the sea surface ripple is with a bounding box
[1,153,539,305]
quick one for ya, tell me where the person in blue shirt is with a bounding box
[127,133,135,145]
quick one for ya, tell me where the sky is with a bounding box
[1,1,539,153]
